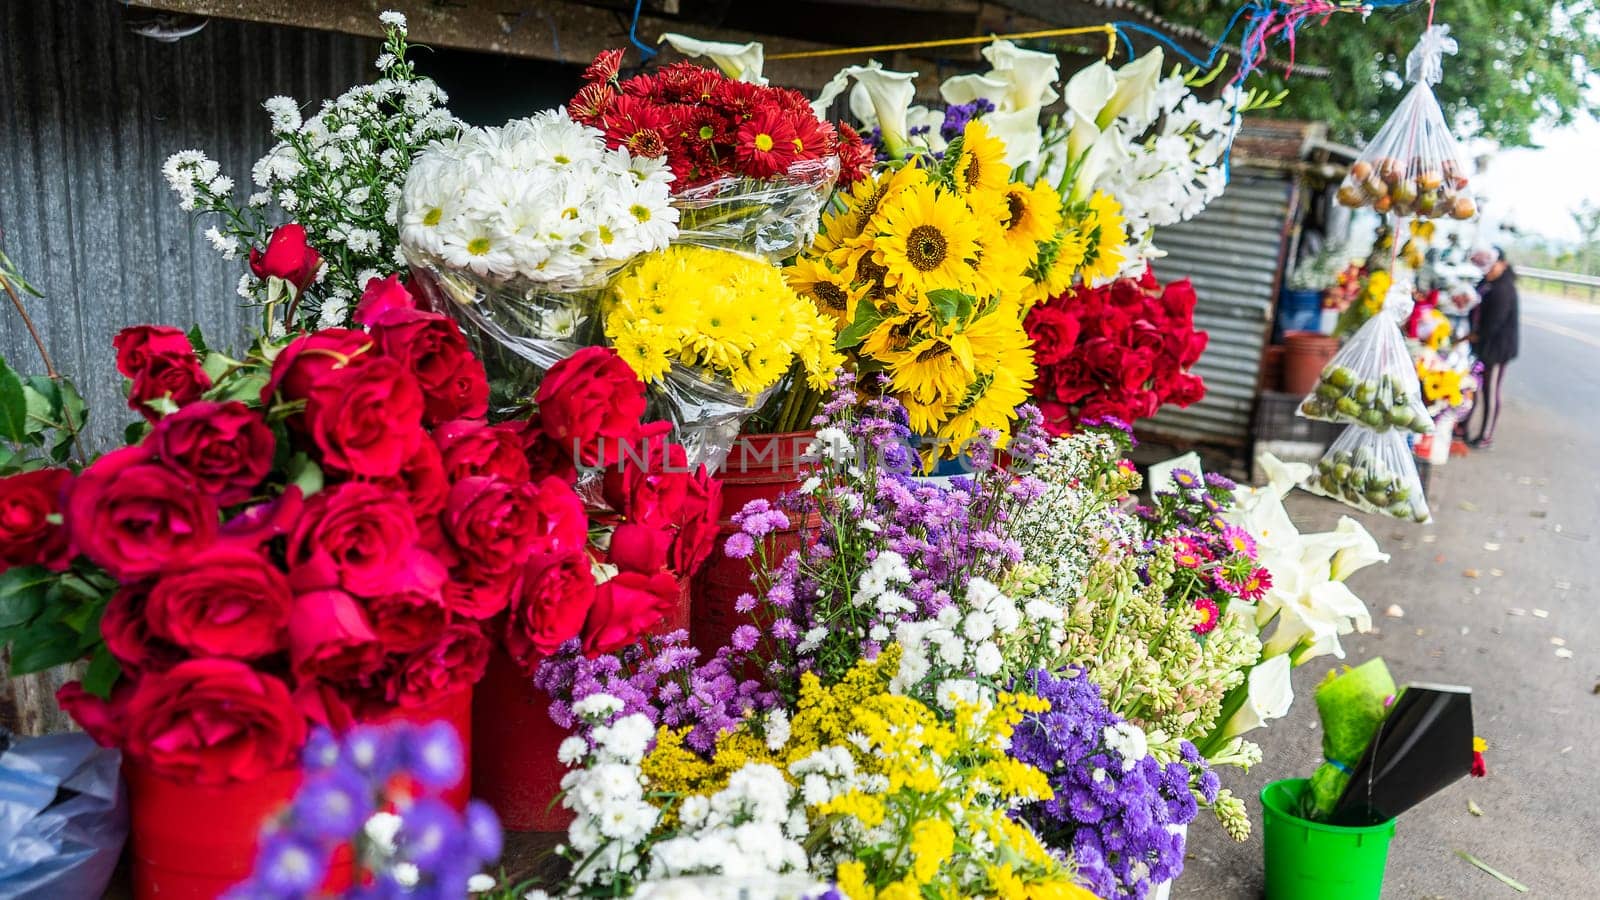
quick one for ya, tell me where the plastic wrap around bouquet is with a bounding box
[672,156,840,263]
[397,111,681,402]
[603,244,840,472]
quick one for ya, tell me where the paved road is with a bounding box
[1181,290,1600,899]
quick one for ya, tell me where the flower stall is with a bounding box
[0,3,1455,899]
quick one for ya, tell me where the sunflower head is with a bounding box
[1075,191,1131,284]
[949,119,1011,200]
[786,255,867,325]
[871,179,983,296]
[1002,180,1064,253]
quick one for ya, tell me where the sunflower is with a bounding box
[950,120,1011,209]
[786,256,867,325]
[1000,179,1063,255]
[1021,229,1088,306]
[964,304,1031,370]
[970,222,1033,305]
[885,330,977,408]
[934,352,1035,454]
[818,165,926,251]
[860,311,932,362]
[1076,191,1130,284]
[871,179,982,295]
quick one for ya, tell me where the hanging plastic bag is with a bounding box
[671,157,839,262]
[1335,26,1474,221]
[1304,425,1431,523]
[0,730,128,899]
[1299,299,1434,435]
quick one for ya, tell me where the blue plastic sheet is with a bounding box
[0,731,127,900]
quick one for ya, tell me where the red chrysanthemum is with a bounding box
[735,108,799,178]
[583,48,625,85]
[570,82,619,124]
[835,122,875,185]
[790,114,837,161]
[601,95,678,160]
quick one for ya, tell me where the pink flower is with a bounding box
[1192,597,1220,635]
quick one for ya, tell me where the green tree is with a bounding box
[1141,0,1600,148]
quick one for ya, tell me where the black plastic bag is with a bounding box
[1329,684,1475,827]
[0,730,128,900]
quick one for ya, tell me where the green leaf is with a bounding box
[201,351,237,382]
[56,377,87,433]
[187,324,210,354]
[0,444,18,475]
[81,646,122,699]
[124,419,150,446]
[0,355,28,443]
[0,565,53,628]
[927,289,974,327]
[8,622,81,674]
[22,378,58,432]
[835,301,885,350]
[287,452,324,498]
[209,371,269,405]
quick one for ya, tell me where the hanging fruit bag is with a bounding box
[1305,425,1432,523]
[1335,26,1475,221]
[1299,290,1434,436]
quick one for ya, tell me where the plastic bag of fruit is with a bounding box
[1304,425,1431,523]
[1334,26,1474,221]
[1298,305,1434,436]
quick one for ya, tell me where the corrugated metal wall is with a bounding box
[1144,169,1295,448]
[0,0,373,453]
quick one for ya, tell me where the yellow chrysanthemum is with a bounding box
[1001,179,1063,255]
[870,179,983,295]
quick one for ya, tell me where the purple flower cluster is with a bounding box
[1010,669,1217,900]
[227,723,501,900]
[533,630,778,755]
[940,98,997,141]
[730,380,1049,685]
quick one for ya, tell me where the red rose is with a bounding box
[353,274,416,326]
[113,326,194,379]
[359,438,450,517]
[101,587,185,676]
[56,680,136,748]
[1166,371,1207,407]
[603,423,690,530]
[148,400,275,505]
[442,476,542,577]
[289,589,385,682]
[261,328,376,407]
[288,482,436,596]
[113,326,211,420]
[293,680,358,732]
[441,568,521,620]
[528,476,589,557]
[1180,329,1209,368]
[1025,306,1082,367]
[669,466,722,576]
[66,446,218,580]
[520,417,578,484]
[304,355,425,478]
[221,487,305,547]
[1159,278,1198,322]
[536,347,646,466]
[583,570,678,655]
[368,308,488,427]
[0,468,74,571]
[505,551,595,672]
[386,623,489,708]
[249,223,322,291]
[146,542,293,659]
[1118,347,1155,393]
[124,659,307,784]
[367,588,451,654]
[1081,337,1124,381]
[435,419,531,483]
[609,523,672,574]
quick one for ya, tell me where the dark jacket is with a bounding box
[1472,268,1519,365]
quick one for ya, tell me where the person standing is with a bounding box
[1466,247,1519,449]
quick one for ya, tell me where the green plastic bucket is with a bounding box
[1261,778,1397,900]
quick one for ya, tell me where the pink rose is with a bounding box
[66,446,218,580]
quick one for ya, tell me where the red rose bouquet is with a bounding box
[569,49,871,262]
[1026,269,1210,434]
[0,263,716,784]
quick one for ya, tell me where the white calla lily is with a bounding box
[983,106,1045,170]
[1097,48,1165,129]
[1064,60,1118,126]
[1070,122,1127,202]
[659,34,768,84]
[939,72,1010,108]
[840,63,919,158]
[1260,594,1344,662]
[981,39,1061,110]
[1258,452,1313,499]
[811,69,853,122]
[1218,654,1294,741]
[1329,517,1389,581]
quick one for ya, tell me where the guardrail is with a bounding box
[1518,266,1600,300]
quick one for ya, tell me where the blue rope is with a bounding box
[627,0,657,59]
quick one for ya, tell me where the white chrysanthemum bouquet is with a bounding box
[399,111,678,286]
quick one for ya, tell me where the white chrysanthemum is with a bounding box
[378,10,407,29]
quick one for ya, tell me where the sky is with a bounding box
[1471,116,1600,245]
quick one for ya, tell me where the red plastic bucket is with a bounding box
[1282,331,1342,395]
[693,514,816,660]
[471,650,575,833]
[126,761,303,900]
[718,430,817,514]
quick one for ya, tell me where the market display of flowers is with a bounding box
[0,11,1406,900]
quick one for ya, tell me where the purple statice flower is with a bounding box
[939,97,996,140]
[535,631,778,756]
[228,723,500,900]
[724,531,756,559]
[1010,669,1213,900]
